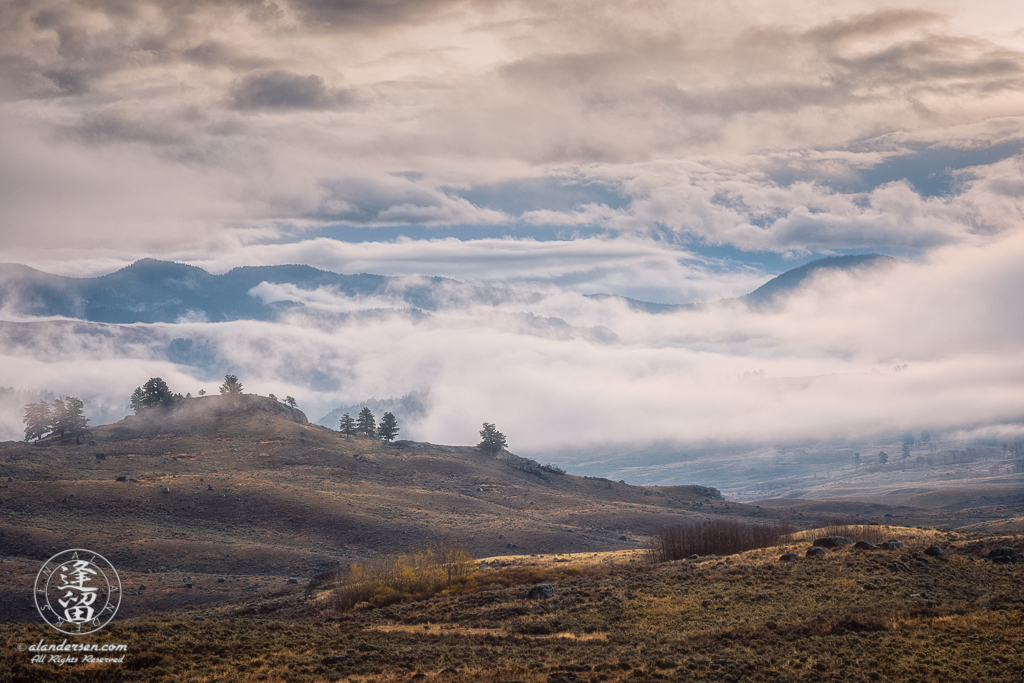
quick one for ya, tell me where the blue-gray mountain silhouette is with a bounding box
[0,253,897,323]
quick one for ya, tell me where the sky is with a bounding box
[1,0,1024,471]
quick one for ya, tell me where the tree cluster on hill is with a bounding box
[339,407,399,442]
[23,397,90,444]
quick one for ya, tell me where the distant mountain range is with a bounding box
[0,253,897,323]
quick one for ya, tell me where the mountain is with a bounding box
[0,258,541,323]
[0,254,898,324]
[739,253,898,308]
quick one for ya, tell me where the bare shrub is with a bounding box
[791,520,892,545]
[648,520,797,563]
[329,541,476,610]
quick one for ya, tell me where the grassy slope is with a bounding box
[3,531,1024,682]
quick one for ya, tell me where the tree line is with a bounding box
[22,397,90,444]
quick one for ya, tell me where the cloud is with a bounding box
[230,69,354,110]
[1,231,1022,462]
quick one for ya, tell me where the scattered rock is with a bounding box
[218,577,227,583]
[618,535,628,541]
[160,486,170,494]
[806,547,826,558]
[779,553,799,562]
[924,546,945,557]
[95,453,107,461]
[687,554,699,561]
[854,540,878,550]
[139,584,147,590]
[813,536,852,549]
[115,475,128,482]
[410,673,427,681]
[527,584,554,600]
[756,593,772,601]
[879,540,904,550]
[287,577,299,585]
[890,561,909,572]
[184,582,193,589]
[702,599,715,608]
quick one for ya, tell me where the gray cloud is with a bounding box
[231,69,354,110]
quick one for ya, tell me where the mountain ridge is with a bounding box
[0,253,899,324]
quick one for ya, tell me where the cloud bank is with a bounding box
[1,234,1021,467]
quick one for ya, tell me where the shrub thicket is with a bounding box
[330,542,476,610]
[648,519,797,562]
[792,520,892,545]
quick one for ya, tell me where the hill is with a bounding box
[0,396,750,621]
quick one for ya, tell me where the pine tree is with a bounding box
[377,412,399,442]
[130,387,145,414]
[50,398,67,440]
[356,407,376,437]
[478,422,507,455]
[131,377,175,411]
[22,401,52,442]
[339,413,356,435]
[61,396,90,444]
[219,374,243,396]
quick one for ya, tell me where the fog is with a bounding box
[2,234,1021,477]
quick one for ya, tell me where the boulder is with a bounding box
[854,540,877,550]
[527,584,554,600]
[701,599,715,608]
[287,577,299,585]
[987,547,1019,561]
[923,545,945,557]
[813,536,852,549]
[687,554,699,561]
[806,547,827,558]
[779,553,799,562]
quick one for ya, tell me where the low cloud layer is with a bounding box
[2,234,1022,472]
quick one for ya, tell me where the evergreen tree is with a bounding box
[219,374,243,395]
[61,397,90,444]
[356,407,376,437]
[130,387,146,414]
[339,413,356,435]
[377,412,399,442]
[50,398,67,440]
[22,401,52,442]
[478,422,507,455]
[131,377,175,411]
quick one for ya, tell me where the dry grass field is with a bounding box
[2,397,1024,681]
